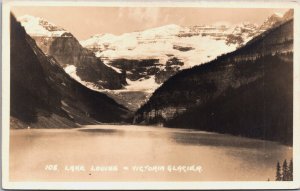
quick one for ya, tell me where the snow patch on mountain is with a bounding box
[102,61,123,74]
[18,15,70,37]
[64,65,104,91]
[126,76,161,92]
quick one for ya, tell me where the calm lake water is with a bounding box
[9,125,292,181]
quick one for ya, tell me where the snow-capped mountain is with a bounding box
[81,24,239,69]
[80,11,289,93]
[18,15,127,90]
[80,24,239,94]
[258,10,293,33]
[18,15,69,37]
[259,13,283,32]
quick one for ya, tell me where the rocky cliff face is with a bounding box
[18,15,126,90]
[134,18,293,144]
[10,14,130,128]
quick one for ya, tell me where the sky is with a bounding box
[11,6,289,40]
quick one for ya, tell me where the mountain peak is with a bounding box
[18,14,67,37]
[150,24,181,30]
[282,9,293,21]
[140,24,183,35]
[161,24,182,29]
[259,12,283,31]
[265,14,282,23]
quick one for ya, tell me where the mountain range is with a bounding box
[18,11,291,110]
[80,10,292,88]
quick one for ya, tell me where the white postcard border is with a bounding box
[2,0,300,189]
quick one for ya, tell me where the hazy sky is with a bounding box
[12,6,289,40]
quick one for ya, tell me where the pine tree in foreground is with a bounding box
[288,159,293,181]
[275,159,293,181]
[276,161,282,181]
[282,160,288,181]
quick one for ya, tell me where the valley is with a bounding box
[7,7,295,184]
[10,9,294,146]
[17,11,292,110]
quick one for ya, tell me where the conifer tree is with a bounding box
[288,159,293,181]
[282,160,288,181]
[276,161,282,181]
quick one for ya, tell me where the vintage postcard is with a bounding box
[1,0,300,190]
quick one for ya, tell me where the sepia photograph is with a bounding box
[1,0,300,190]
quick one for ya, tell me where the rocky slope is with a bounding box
[18,15,126,90]
[134,16,293,145]
[10,14,130,128]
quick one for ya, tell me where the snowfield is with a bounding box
[80,24,239,69]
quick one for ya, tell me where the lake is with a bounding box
[9,125,292,182]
